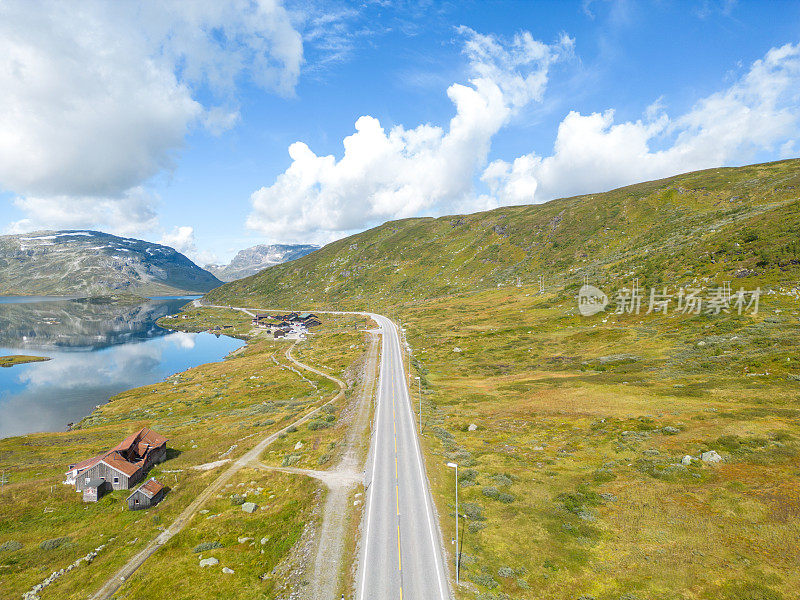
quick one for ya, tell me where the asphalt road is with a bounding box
[357,314,451,600]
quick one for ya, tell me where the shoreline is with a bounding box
[0,355,51,368]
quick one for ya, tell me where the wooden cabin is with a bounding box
[127,478,165,510]
[66,427,167,493]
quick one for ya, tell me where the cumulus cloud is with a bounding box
[159,225,218,265]
[247,28,573,242]
[484,42,800,205]
[8,188,158,237]
[0,0,303,235]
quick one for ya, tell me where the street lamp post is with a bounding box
[415,376,422,433]
[446,462,459,585]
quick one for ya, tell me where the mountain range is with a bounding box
[0,230,221,297]
[205,244,319,282]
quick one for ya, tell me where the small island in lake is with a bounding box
[0,355,51,368]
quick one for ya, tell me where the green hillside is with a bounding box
[206,159,800,309]
[205,159,800,600]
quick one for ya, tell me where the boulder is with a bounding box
[294,441,303,450]
[700,450,723,463]
[241,502,258,513]
[260,537,269,545]
[467,423,478,432]
[199,558,219,568]
[237,537,253,544]
[681,455,693,466]
[222,567,234,574]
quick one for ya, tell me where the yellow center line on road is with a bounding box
[391,359,403,599]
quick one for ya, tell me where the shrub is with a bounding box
[193,541,222,553]
[489,473,512,487]
[462,502,485,521]
[482,486,500,499]
[39,536,70,550]
[308,420,331,431]
[497,566,515,578]
[0,541,22,552]
[470,573,499,589]
[457,467,478,485]
[286,425,298,433]
[230,494,245,506]
[497,492,515,503]
[282,453,302,466]
[323,414,336,422]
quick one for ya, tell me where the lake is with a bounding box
[0,297,244,439]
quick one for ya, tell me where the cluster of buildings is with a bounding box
[251,311,321,339]
[64,427,167,509]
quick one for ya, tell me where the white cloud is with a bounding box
[8,188,158,238]
[485,42,800,205]
[159,225,218,265]
[0,0,303,235]
[160,226,197,255]
[247,28,573,242]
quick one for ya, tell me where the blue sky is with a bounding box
[1,0,799,264]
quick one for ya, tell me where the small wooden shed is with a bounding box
[126,478,165,510]
[82,478,112,503]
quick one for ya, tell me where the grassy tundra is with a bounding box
[0,309,368,600]
[203,159,800,600]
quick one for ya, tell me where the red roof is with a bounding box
[101,451,144,477]
[112,427,167,454]
[68,427,167,475]
[69,453,105,472]
[139,478,164,498]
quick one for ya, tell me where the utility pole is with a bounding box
[446,462,459,585]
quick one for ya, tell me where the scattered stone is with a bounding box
[294,441,303,450]
[681,455,693,466]
[468,423,478,432]
[199,557,219,568]
[662,426,680,435]
[701,450,723,463]
[22,539,113,600]
[260,537,269,545]
[241,502,258,513]
[453,346,462,353]
[222,567,234,574]
[599,492,617,502]
[237,537,253,544]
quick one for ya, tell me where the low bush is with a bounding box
[193,541,222,553]
[39,537,70,550]
[282,453,302,466]
[0,541,22,552]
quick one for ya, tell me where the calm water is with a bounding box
[0,297,243,438]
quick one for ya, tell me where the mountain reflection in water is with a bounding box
[0,297,243,438]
